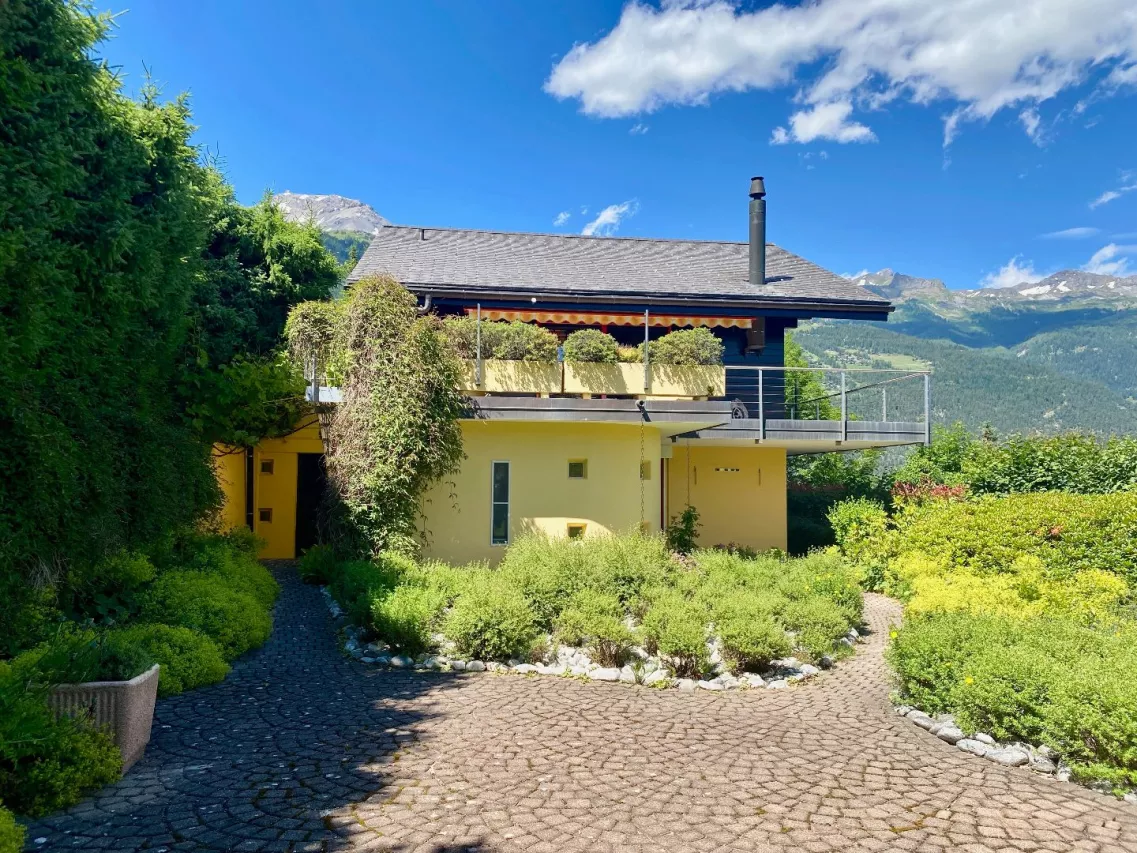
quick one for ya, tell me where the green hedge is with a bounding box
[563,329,618,363]
[138,572,270,660]
[889,612,1137,787]
[442,317,558,362]
[105,625,229,697]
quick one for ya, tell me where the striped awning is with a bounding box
[464,308,752,329]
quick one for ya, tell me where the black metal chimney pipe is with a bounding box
[749,176,766,285]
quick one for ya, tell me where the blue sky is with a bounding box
[98,0,1137,290]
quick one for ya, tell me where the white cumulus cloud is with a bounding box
[1083,243,1137,275]
[771,101,875,145]
[545,0,1137,146]
[553,211,571,226]
[978,256,1045,289]
[581,200,640,236]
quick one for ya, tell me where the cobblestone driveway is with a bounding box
[26,563,1137,853]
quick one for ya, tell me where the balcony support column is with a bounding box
[924,373,932,446]
[840,371,848,442]
[758,367,765,441]
[475,303,483,387]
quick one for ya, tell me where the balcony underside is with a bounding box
[464,396,733,438]
[677,418,927,454]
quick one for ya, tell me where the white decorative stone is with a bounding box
[800,664,821,678]
[450,660,466,672]
[743,674,766,688]
[934,724,966,745]
[643,669,672,687]
[957,739,990,757]
[973,733,996,746]
[591,667,621,682]
[676,678,697,691]
[987,748,1030,767]
[513,664,538,674]
[908,712,936,731]
[1056,764,1073,783]
[465,660,486,672]
[570,665,589,677]
[619,666,636,684]
[895,705,913,716]
[766,679,789,689]
[1123,792,1137,804]
[1029,755,1057,774]
[389,655,413,668]
[697,680,724,691]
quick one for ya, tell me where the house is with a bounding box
[217,177,931,561]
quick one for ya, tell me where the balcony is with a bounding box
[307,361,931,451]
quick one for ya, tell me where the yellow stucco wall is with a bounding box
[666,443,787,552]
[419,421,663,565]
[214,418,324,560]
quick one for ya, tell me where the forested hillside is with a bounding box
[794,321,1135,435]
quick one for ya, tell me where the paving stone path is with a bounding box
[26,562,1137,853]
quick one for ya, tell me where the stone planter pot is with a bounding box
[50,664,160,772]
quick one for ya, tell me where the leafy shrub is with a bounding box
[665,505,701,555]
[563,329,618,363]
[103,625,229,697]
[716,591,791,672]
[889,612,1137,786]
[444,578,538,661]
[827,498,890,589]
[781,597,851,659]
[138,571,271,660]
[498,532,673,628]
[641,592,708,677]
[298,544,339,585]
[65,550,156,624]
[616,345,642,363]
[329,556,408,623]
[554,589,636,667]
[442,317,558,361]
[0,801,23,853]
[647,328,724,365]
[369,585,447,655]
[11,629,154,686]
[0,665,122,817]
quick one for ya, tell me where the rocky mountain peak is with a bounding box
[274,192,388,234]
[850,268,947,300]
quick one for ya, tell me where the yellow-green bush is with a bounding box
[443,577,538,661]
[138,571,271,660]
[369,585,447,655]
[553,589,636,667]
[0,664,122,817]
[104,624,229,697]
[0,801,22,853]
[889,612,1137,787]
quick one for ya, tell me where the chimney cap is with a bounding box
[749,176,766,199]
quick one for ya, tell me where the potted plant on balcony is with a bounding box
[21,630,161,772]
[443,317,562,394]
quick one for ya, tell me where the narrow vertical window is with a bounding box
[491,461,510,545]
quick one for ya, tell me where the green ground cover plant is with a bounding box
[831,486,1137,790]
[0,801,22,853]
[318,532,862,678]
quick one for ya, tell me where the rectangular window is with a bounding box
[640,460,652,481]
[491,461,510,545]
[568,459,587,479]
[260,459,275,475]
[567,523,586,539]
[258,508,273,523]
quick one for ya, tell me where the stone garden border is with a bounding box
[323,586,860,693]
[896,703,1137,806]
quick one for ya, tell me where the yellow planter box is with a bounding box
[459,359,562,394]
[563,363,726,398]
[563,362,645,395]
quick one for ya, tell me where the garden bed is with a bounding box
[303,535,865,692]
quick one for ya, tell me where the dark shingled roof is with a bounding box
[349,225,889,309]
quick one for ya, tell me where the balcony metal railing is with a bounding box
[724,365,932,445]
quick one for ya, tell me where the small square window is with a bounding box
[568,460,587,479]
[258,508,273,523]
[640,461,652,480]
[260,459,275,475]
[567,523,586,539]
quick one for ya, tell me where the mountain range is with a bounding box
[274,194,1135,436]
[795,268,1137,436]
